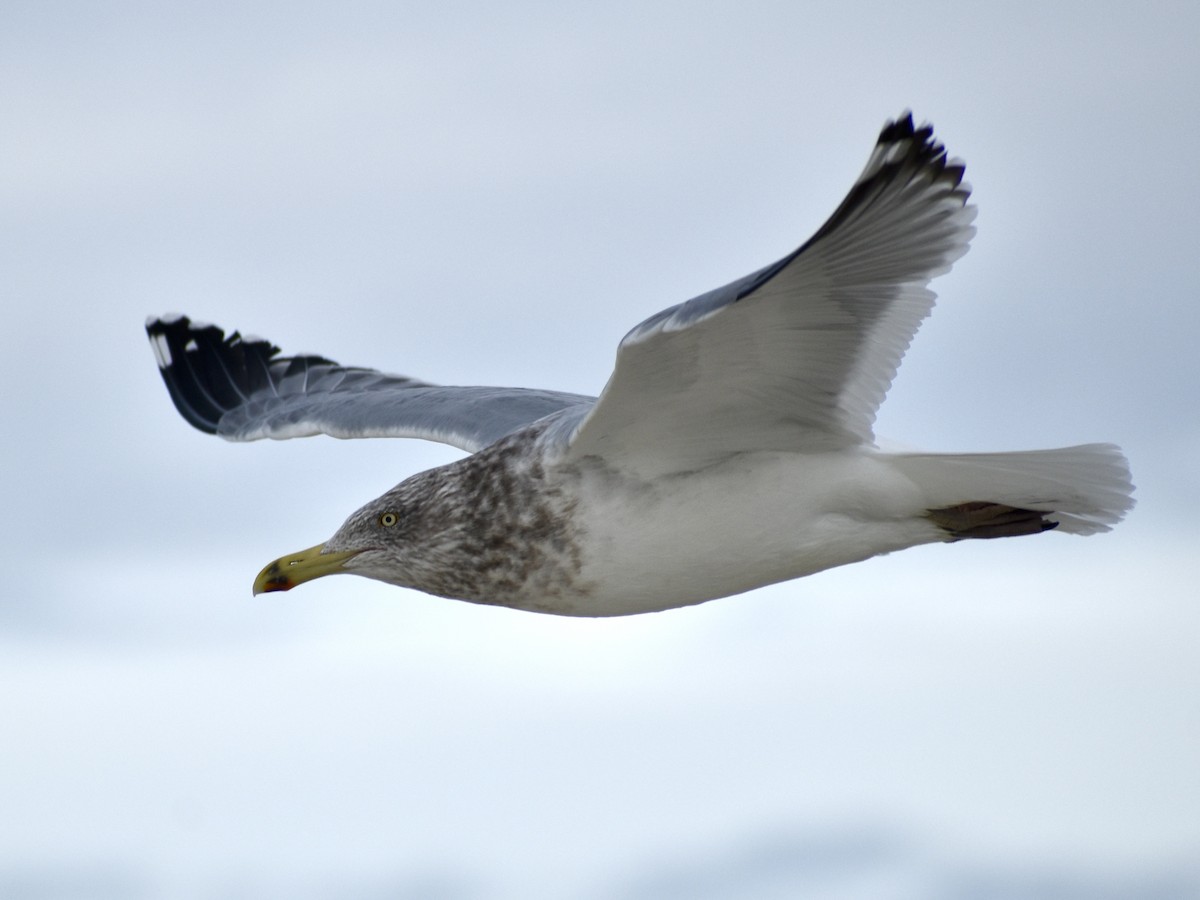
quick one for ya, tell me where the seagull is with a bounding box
[145,113,1133,616]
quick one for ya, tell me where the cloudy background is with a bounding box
[3,2,1198,897]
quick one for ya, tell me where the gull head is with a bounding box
[252,474,445,595]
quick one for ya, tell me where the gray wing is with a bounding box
[145,315,595,453]
[562,113,976,477]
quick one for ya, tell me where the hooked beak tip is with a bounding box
[251,544,360,596]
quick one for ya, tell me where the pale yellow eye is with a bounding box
[379,512,399,527]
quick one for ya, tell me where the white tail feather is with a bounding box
[892,443,1135,535]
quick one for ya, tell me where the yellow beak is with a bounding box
[252,544,362,595]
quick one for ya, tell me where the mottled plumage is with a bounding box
[146,113,1134,616]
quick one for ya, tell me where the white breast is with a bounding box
[556,449,940,616]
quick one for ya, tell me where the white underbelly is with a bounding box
[561,450,939,616]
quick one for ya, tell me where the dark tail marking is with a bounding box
[927,501,1059,541]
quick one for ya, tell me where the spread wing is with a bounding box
[145,315,594,454]
[563,113,976,477]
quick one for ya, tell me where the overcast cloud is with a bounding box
[1,2,1198,897]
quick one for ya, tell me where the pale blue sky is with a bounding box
[2,2,1197,896]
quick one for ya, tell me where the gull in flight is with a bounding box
[146,113,1134,616]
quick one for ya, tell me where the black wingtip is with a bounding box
[795,110,969,249]
[144,314,284,435]
[875,110,952,173]
[877,110,919,144]
[875,110,967,190]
